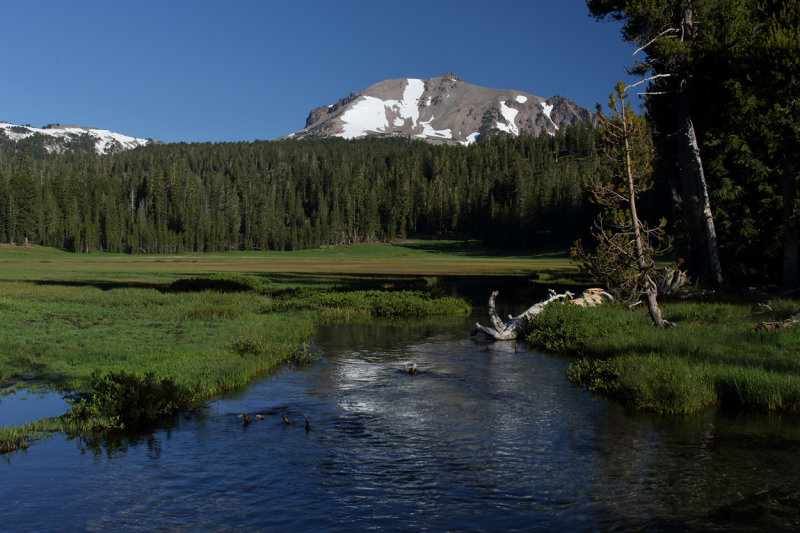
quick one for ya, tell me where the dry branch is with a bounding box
[757,311,800,332]
[470,288,613,341]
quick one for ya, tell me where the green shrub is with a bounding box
[232,334,273,356]
[616,354,715,414]
[566,358,622,396]
[67,371,192,432]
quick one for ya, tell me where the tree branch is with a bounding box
[633,27,680,56]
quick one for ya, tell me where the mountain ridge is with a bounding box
[285,73,595,145]
[0,121,152,155]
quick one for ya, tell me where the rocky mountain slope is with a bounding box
[0,122,152,155]
[285,73,594,145]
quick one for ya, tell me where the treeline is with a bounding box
[0,125,598,253]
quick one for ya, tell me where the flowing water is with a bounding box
[3,305,800,530]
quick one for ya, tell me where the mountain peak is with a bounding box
[286,74,593,145]
[437,72,462,82]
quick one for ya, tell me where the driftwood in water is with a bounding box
[470,288,613,341]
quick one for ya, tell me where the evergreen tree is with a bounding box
[573,82,673,327]
[9,147,41,244]
[588,0,724,286]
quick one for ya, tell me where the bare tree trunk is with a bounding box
[675,5,724,287]
[782,133,799,290]
[621,103,674,328]
[471,289,613,340]
[470,290,573,340]
[676,96,723,286]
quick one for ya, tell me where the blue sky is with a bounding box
[2,1,635,143]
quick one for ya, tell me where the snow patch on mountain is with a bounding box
[460,132,480,146]
[338,78,426,139]
[338,96,391,139]
[417,116,452,139]
[497,101,519,136]
[0,121,150,154]
[515,95,527,103]
[540,102,559,131]
[393,78,424,127]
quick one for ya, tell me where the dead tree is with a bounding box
[471,288,613,341]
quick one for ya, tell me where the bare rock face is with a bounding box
[284,73,595,145]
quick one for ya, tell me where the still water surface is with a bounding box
[3,316,800,531]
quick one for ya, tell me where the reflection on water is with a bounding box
[0,388,69,426]
[2,318,800,531]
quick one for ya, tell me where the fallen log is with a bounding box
[656,266,690,296]
[470,288,613,341]
[757,311,800,332]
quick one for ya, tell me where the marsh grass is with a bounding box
[530,300,800,414]
[0,244,479,453]
[266,288,471,320]
[0,418,61,456]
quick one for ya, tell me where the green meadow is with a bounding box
[3,240,800,453]
[0,240,562,453]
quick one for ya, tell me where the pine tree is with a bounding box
[573,82,674,327]
[588,0,724,287]
[9,147,41,244]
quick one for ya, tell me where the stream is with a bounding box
[3,306,800,530]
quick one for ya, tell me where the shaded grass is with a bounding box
[528,300,800,414]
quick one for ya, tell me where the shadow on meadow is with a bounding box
[401,239,573,260]
[33,279,164,292]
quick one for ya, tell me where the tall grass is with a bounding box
[529,300,800,414]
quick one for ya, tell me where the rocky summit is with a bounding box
[285,73,594,145]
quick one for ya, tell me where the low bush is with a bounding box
[67,371,193,432]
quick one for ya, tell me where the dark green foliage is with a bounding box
[0,130,598,253]
[588,0,800,285]
[565,357,621,396]
[67,371,191,432]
